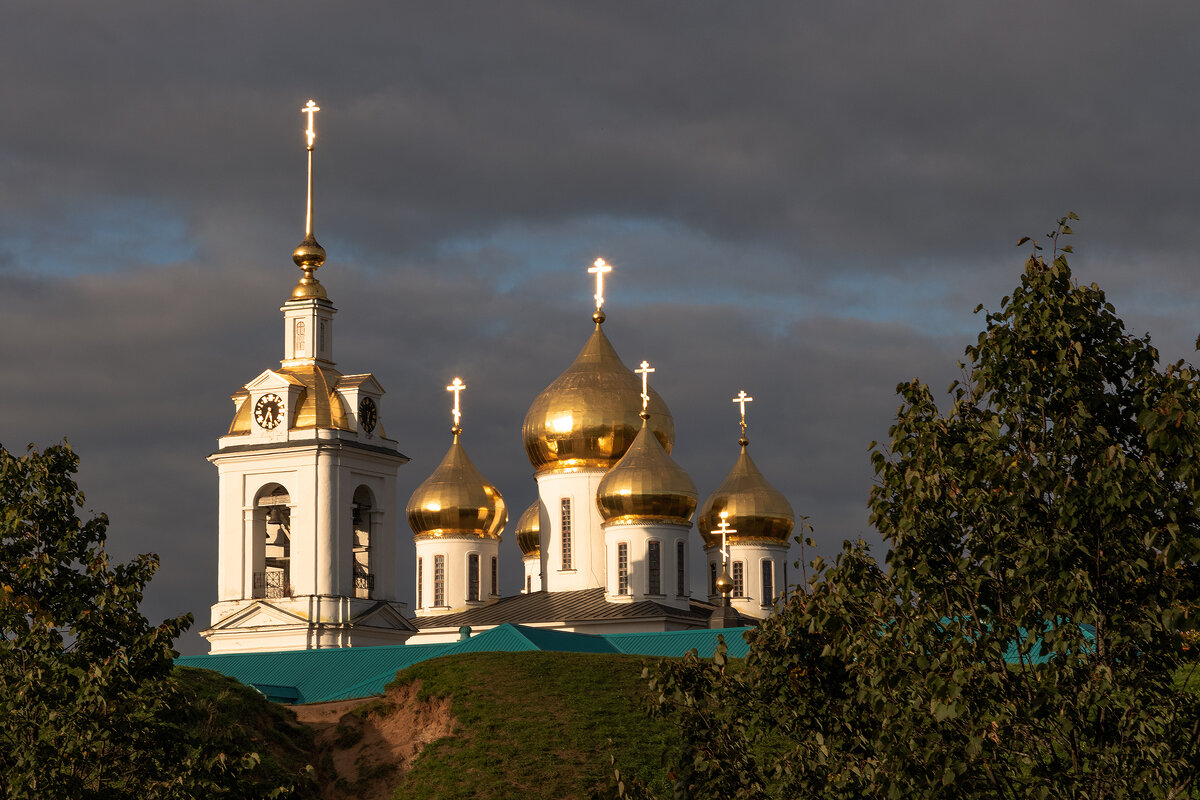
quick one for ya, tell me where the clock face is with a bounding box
[254,393,285,430]
[359,396,378,433]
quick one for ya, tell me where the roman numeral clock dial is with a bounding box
[359,396,377,433]
[254,393,285,430]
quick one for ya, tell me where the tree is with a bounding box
[632,218,1200,799]
[0,441,306,798]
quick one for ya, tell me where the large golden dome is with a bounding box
[523,323,674,473]
[597,419,697,526]
[407,433,507,539]
[698,444,794,547]
[515,501,540,557]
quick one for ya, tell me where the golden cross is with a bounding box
[301,100,320,151]
[732,390,753,436]
[635,360,655,413]
[717,510,736,564]
[588,258,612,311]
[446,377,466,430]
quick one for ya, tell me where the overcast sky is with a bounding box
[2,3,1199,654]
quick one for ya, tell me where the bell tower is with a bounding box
[202,100,414,653]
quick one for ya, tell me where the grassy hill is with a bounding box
[182,651,1200,800]
[381,651,675,799]
[178,650,676,800]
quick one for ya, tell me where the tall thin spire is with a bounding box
[291,99,328,300]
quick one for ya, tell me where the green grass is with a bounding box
[384,651,675,800]
[174,665,318,796]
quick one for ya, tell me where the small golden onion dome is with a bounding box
[515,501,541,557]
[698,444,794,548]
[523,324,674,473]
[596,419,697,526]
[407,433,507,539]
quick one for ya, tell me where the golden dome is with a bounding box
[226,363,351,435]
[515,501,541,557]
[596,419,697,526]
[698,444,794,547]
[523,323,674,473]
[407,433,507,539]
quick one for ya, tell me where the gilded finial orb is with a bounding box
[292,233,326,268]
[715,569,734,596]
[593,309,606,324]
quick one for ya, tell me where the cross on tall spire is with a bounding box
[301,100,320,238]
[635,360,655,414]
[290,98,328,299]
[302,100,320,151]
[447,377,466,433]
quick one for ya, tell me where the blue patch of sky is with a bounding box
[0,197,195,276]
[425,215,975,334]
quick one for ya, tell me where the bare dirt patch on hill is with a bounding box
[294,681,455,800]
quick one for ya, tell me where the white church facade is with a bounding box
[202,101,796,653]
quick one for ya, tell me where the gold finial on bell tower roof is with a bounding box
[291,99,328,300]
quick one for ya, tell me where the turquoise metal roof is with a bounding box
[176,642,452,704]
[605,627,753,659]
[176,624,753,704]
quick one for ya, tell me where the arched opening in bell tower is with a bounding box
[352,485,375,599]
[253,484,292,599]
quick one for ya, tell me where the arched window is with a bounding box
[617,543,630,595]
[732,561,745,597]
[253,485,291,599]
[560,498,573,570]
[468,553,480,602]
[709,562,718,596]
[352,486,374,599]
[491,556,498,597]
[434,555,446,607]
[676,541,686,596]
[647,540,661,595]
[417,557,424,609]
[761,559,774,607]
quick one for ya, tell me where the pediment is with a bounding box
[352,602,419,632]
[208,601,310,632]
[245,369,306,393]
[337,373,385,395]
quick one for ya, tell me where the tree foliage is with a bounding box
[0,442,308,799]
[630,219,1200,799]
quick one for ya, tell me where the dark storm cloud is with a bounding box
[2,2,1199,654]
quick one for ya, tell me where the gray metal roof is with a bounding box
[411,587,738,630]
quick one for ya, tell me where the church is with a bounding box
[199,102,796,654]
